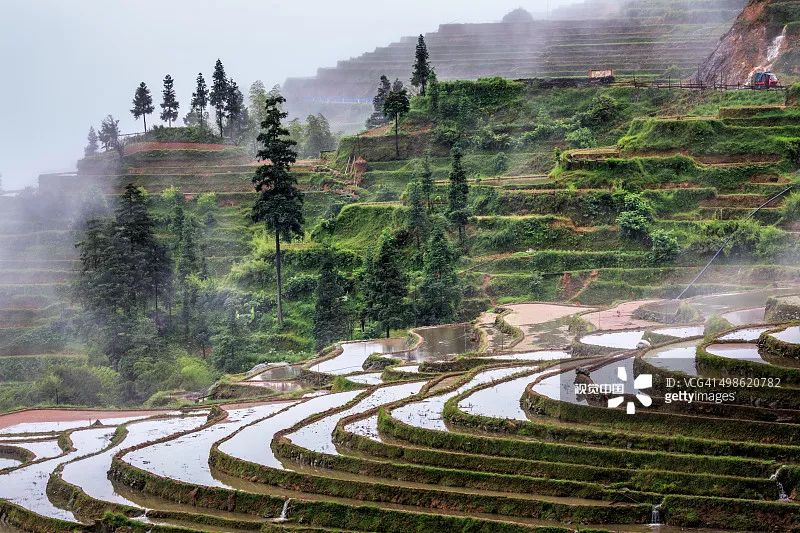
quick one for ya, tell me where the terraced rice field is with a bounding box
[0,290,798,532]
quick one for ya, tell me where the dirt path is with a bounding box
[0,409,170,430]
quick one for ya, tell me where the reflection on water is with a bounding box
[410,324,478,362]
[706,343,766,364]
[64,415,206,506]
[644,341,700,376]
[458,369,549,420]
[652,326,704,338]
[485,350,568,361]
[219,392,360,469]
[0,415,156,436]
[310,339,407,375]
[0,427,115,521]
[719,327,770,342]
[722,308,766,326]
[392,366,529,430]
[125,403,291,487]
[1,439,63,460]
[581,330,645,349]
[287,383,423,455]
[346,373,384,385]
[0,458,21,469]
[771,326,800,344]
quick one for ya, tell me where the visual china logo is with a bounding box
[607,367,653,415]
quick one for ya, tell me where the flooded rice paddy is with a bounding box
[218,392,361,468]
[0,427,116,521]
[770,326,800,344]
[392,366,532,430]
[1,439,63,460]
[484,350,569,361]
[309,339,408,375]
[346,373,384,385]
[458,368,551,420]
[643,340,701,376]
[287,382,424,455]
[63,415,207,506]
[409,324,478,361]
[705,343,766,364]
[124,403,292,487]
[719,327,771,342]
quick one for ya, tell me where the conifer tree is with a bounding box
[98,115,121,155]
[160,74,180,127]
[366,76,392,129]
[362,231,408,338]
[419,155,434,212]
[251,94,304,328]
[411,34,432,95]
[131,82,155,132]
[84,127,99,157]
[303,114,336,157]
[210,59,229,138]
[313,249,352,349]
[416,221,461,325]
[225,79,246,142]
[190,73,209,128]
[447,146,470,244]
[406,179,429,248]
[383,79,410,158]
[428,70,440,114]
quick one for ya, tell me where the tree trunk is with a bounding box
[395,116,399,157]
[275,227,284,328]
[386,326,390,338]
[143,115,147,132]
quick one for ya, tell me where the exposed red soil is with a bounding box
[0,408,169,430]
[124,142,228,155]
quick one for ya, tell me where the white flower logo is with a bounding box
[608,366,652,415]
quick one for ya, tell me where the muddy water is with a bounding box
[287,383,424,455]
[771,326,800,344]
[458,368,550,420]
[643,340,701,376]
[722,307,766,326]
[0,439,63,460]
[0,427,116,521]
[692,289,796,317]
[218,392,360,469]
[310,339,408,375]
[706,343,766,364]
[346,373,384,385]
[485,350,569,361]
[410,324,478,362]
[719,327,771,342]
[63,415,206,507]
[125,403,293,487]
[247,364,300,382]
[392,366,532,430]
[0,414,158,436]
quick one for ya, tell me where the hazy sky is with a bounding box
[0,0,577,189]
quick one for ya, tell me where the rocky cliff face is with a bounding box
[698,0,800,84]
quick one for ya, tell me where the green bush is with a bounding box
[704,315,733,339]
[649,230,680,263]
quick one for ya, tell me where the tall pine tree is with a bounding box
[406,179,429,248]
[411,34,432,95]
[98,115,121,155]
[210,59,229,138]
[419,155,434,212]
[190,73,209,128]
[383,80,410,158]
[251,94,304,328]
[416,221,461,325]
[447,146,470,244]
[84,127,99,157]
[366,75,392,129]
[362,231,408,338]
[160,74,180,127]
[131,82,155,132]
[225,79,247,142]
[313,249,352,349]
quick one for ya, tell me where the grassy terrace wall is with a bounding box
[334,409,777,500]
[521,384,800,444]
[696,340,800,386]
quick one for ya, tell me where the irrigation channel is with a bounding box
[1,293,800,532]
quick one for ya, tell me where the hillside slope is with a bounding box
[698,0,800,84]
